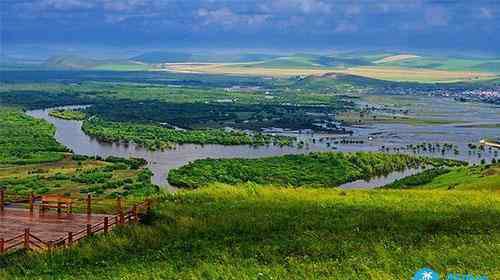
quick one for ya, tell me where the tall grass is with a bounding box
[1,184,499,279]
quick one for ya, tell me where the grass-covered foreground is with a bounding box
[1,184,498,279]
[168,152,463,188]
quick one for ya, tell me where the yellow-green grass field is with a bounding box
[165,63,497,83]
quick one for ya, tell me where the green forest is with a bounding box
[0,107,68,164]
[81,118,294,150]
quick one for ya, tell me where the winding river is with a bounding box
[27,106,498,191]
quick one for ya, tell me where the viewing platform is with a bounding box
[0,208,112,245]
[0,190,151,254]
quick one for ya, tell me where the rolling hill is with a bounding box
[44,55,148,70]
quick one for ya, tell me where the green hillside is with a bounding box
[240,54,371,69]
[375,55,500,73]
[384,164,500,190]
[44,55,149,71]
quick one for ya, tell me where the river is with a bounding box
[27,106,497,191]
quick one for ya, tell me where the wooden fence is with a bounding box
[0,190,152,255]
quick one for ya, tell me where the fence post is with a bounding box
[86,193,92,215]
[86,224,92,236]
[104,217,109,233]
[24,228,30,250]
[0,238,4,254]
[29,192,34,213]
[146,199,151,214]
[67,232,73,245]
[132,205,138,223]
[0,188,4,212]
[117,196,124,224]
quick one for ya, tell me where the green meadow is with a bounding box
[1,184,499,279]
[385,164,500,191]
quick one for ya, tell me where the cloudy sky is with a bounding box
[1,0,499,57]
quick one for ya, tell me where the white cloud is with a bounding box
[424,6,449,27]
[260,0,332,14]
[334,22,358,33]
[197,7,270,28]
[38,0,94,10]
[479,7,494,19]
[345,5,361,17]
[102,0,149,12]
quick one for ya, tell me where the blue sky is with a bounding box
[1,0,499,57]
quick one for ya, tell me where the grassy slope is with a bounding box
[419,164,500,190]
[383,164,500,191]
[377,56,500,73]
[1,184,498,279]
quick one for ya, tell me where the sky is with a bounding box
[1,0,499,58]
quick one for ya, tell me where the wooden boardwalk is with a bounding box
[0,196,151,254]
[0,207,112,242]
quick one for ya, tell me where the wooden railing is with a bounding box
[0,196,152,255]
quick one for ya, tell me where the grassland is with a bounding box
[162,52,500,83]
[165,63,497,83]
[0,78,345,107]
[417,164,500,190]
[383,163,500,191]
[376,56,500,73]
[0,70,499,279]
[168,152,463,188]
[1,184,498,279]
[0,107,68,165]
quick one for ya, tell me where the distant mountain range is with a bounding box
[130,51,279,63]
[1,52,499,74]
[44,55,142,70]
